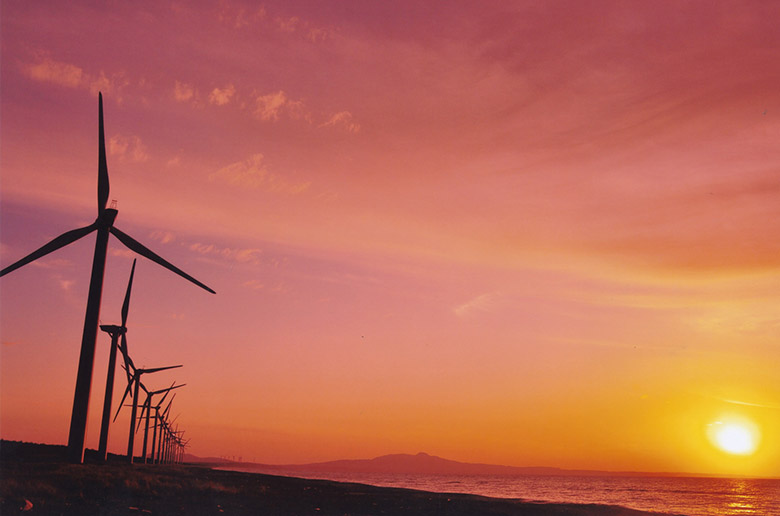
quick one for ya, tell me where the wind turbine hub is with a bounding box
[98,208,118,228]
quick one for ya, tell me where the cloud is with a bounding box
[255,91,290,121]
[108,248,135,258]
[253,90,312,122]
[28,257,72,270]
[24,58,83,88]
[150,230,176,244]
[275,16,300,33]
[189,243,263,265]
[209,84,236,106]
[307,27,333,43]
[218,4,265,29]
[174,81,196,102]
[454,292,501,318]
[243,279,288,293]
[22,56,127,97]
[243,279,265,290]
[320,111,361,133]
[108,135,149,162]
[210,153,311,194]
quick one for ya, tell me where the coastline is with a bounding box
[0,441,674,516]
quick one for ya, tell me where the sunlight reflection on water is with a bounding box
[223,467,780,516]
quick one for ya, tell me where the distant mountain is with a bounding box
[210,452,697,478]
[277,452,570,476]
[183,453,236,465]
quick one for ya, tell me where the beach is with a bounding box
[0,441,670,515]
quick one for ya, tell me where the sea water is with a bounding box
[224,467,780,516]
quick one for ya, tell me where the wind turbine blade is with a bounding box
[109,227,215,294]
[137,396,151,433]
[119,334,134,384]
[141,364,182,375]
[154,383,186,399]
[153,381,176,398]
[0,224,97,277]
[121,259,137,326]
[162,394,176,418]
[98,92,109,214]
[138,398,149,426]
[113,381,134,423]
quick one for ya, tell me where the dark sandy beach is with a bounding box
[0,441,677,515]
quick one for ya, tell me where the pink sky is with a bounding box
[1,1,779,476]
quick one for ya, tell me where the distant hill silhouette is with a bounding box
[201,452,705,478]
[284,452,567,475]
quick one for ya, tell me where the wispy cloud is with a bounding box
[209,84,236,106]
[275,16,300,33]
[320,111,361,133]
[174,80,196,102]
[218,4,265,29]
[242,279,288,293]
[22,55,127,97]
[254,91,290,121]
[454,292,501,318]
[215,3,332,43]
[243,279,265,290]
[698,393,780,410]
[189,243,264,265]
[209,153,311,194]
[150,230,176,244]
[28,257,72,270]
[108,248,135,259]
[24,57,83,88]
[306,27,334,43]
[108,135,149,162]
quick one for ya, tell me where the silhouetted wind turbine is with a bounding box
[0,93,215,463]
[147,386,178,465]
[138,382,185,463]
[155,393,176,464]
[115,364,182,463]
[97,259,136,461]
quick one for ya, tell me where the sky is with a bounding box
[1,1,779,477]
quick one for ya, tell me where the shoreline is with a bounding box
[1,441,675,515]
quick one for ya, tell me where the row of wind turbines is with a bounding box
[0,93,215,464]
[99,257,189,464]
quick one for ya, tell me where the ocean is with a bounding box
[223,467,780,516]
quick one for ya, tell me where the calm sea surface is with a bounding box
[224,467,780,516]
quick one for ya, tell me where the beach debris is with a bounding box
[21,499,33,511]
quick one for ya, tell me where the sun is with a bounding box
[707,419,760,456]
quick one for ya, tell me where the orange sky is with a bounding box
[1,1,779,477]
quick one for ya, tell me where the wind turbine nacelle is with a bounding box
[100,324,126,334]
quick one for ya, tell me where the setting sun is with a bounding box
[708,420,760,456]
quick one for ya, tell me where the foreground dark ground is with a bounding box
[0,441,674,516]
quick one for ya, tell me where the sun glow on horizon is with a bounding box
[707,419,761,456]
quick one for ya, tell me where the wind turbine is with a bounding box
[147,388,177,465]
[97,259,136,461]
[155,394,176,464]
[0,93,215,463]
[138,382,185,463]
[114,364,182,463]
